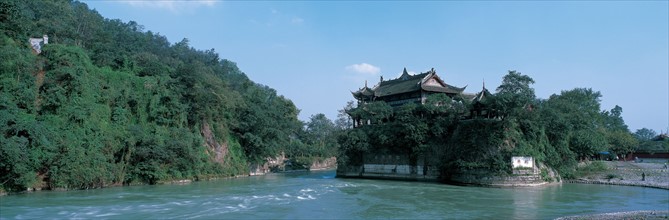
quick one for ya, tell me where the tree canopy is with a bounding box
[0,0,330,192]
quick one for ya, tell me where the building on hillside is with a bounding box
[350,68,468,128]
[29,35,49,54]
[469,83,498,119]
[352,68,467,107]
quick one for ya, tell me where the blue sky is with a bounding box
[83,1,668,133]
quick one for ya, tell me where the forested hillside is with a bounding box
[0,0,338,192]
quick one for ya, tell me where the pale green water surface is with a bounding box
[1,170,668,219]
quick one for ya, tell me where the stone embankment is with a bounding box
[555,162,668,220]
[570,161,669,190]
[449,162,561,187]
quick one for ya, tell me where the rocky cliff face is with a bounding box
[309,157,337,170]
[199,120,338,177]
[249,156,337,176]
[249,153,287,176]
[200,121,228,165]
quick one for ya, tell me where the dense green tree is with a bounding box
[305,114,336,144]
[362,101,393,124]
[496,70,536,99]
[297,114,339,158]
[544,88,607,160]
[602,105,628,132]
[606,130,638,158]
[337,128,370,166]
[494,70,536,119]
[600,105,636,157]
[634,128,657,142]
[0,0,314,192]
[634,128,668,152]
[334,101,355,130]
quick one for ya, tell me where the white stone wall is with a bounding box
[512,156,534,169]
[28,35,49,54]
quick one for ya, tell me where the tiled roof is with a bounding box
[351,68,467,103]
[373,72,429,97]
[352,86,375,99]
[473,87,493,102]
[372,68,465,97]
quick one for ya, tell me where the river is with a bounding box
[1,170,668,219]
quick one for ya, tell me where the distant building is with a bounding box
[352,68,467,107]
[469,83,495,119]
[29,35,49,54]
[624,133,669,162]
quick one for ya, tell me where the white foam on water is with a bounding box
[70,210,94,219]
[283,193,291,197]
[335,183,358,188]
[180,207,237,219]
[115,205,133,211]
[136,204,172,213]
[300,188,314,192]
[169,201,185,206]
[265,195,282,201]
[251,194,274,199]
[95,212,120,217]
[78,208,100,217]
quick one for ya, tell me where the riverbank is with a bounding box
[560,162,669,220]
[556,210,669,220]
[571,161,669,190]
[1,157,337,196]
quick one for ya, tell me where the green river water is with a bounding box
[1,169,668,219]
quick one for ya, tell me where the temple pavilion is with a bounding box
[352,68,467,107]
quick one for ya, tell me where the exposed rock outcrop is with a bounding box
[309,157,337,170]
[249,153,287,176]
[200,121,228,164]
[250,155,337,176]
